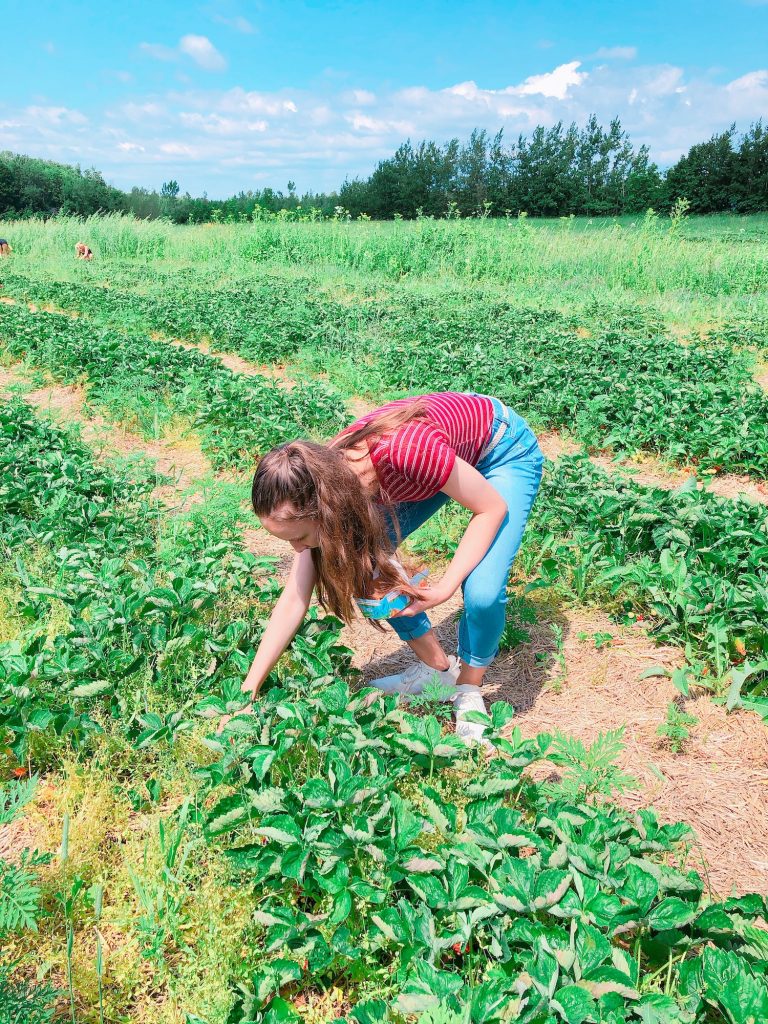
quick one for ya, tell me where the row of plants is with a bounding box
[407,455,768,716]
[0,269,343,366]
[187,670,768,1021]
[0,299,347,470]
[2,401,767,1020]
[0,398,283,766]
[3,268,768,476]
[0,399,359,1021]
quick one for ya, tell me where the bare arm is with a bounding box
[241,549,316,698]
[397,457,507,616]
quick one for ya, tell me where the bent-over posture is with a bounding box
[242,392,543,745]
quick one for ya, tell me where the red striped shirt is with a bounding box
[338,392,495,503]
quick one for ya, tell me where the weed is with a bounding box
[657,702,699,753]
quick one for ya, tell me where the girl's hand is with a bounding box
[394,582,455,617]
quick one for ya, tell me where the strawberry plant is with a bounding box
[0,400,291,763]
[193,674,768,1021]
[0,301,346,470]
[5,266,768,476]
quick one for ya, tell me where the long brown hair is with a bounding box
[251,400,429,624]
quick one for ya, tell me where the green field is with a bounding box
[1,213,767,1023]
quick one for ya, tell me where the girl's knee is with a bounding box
[463,579,506,619]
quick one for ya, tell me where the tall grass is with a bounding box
[2,211,768,320]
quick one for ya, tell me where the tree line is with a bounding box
[1,116,767,222]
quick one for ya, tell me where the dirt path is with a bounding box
[0,364,212,504]
[159,333,768,506]
[539,431,768,507]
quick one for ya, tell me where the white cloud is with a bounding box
[213,14,255,33]
[7,59,768,195]
[514,61,588,99]
[26,106,88,126]
[180,112,268,134]
[159,142,200,157]
[42,41,56,54]
[140,42,177,62]
[179,35,228,72]
[211,88,298,116]
[345,113,415,135]
[343,89,376,106]
[594,46,637,60]
[643,66,686,97]
[140,35,227,72]
[727,69,768,91]
[116,102,166,122]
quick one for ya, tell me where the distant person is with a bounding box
[75,242,93,260]
[0,239,11,256]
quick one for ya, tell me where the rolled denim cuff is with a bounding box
[457,644,498,668]
[388,611,432,641]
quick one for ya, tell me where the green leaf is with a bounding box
[581,966,640,1000]
[249,747,277,781]
[574,923,612,978]
[263,996,300,1024]
[349,1000,389,1024]
[702,947,768,1024]
[638,666,669,680]
[250,788,287,813]
[648,897,697,931]
[256,821,301,845]
[551,984,596,1024]
[0,777,38,826]
[329,889,352,926]
[205,794,253,836]
[69,678,113,698]
[405,874,446,907]
[620,864,659,917]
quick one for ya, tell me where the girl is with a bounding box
[243,392,544,745]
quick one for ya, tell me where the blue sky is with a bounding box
[2,0,768,196]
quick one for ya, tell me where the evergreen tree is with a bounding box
[733,121,768,213]
[665,127,738,213]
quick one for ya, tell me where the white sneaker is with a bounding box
[453,685,493,749]
[369,655,461,696]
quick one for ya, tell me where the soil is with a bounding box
[161,334,300,389]
[538,431,768,507]
[0,364,212,504]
